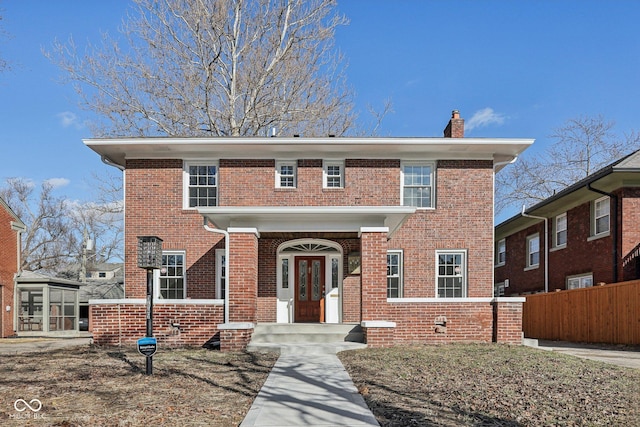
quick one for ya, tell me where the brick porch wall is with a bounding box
[0,206,20,338]
[493,300,524,344]
[388,301,496,343]
[90,301,223,346]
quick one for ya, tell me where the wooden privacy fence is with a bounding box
[523,279,640,345]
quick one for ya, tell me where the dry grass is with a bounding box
[0,345,277,426]
[339,344,640,427]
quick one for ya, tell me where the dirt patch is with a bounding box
[339,344,640,427]
[0,345,278,426]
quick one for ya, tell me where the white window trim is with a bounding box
[435,249,468,298]
[275,160,297,188]
[323,160,345,189]
[495,238,506,267]
[387,249,404,299]
[154,250,187,299]
[525,233,540,269]
[591,196,610,237]
[183,160,219,210]
[554,213,567,249]
[567,273,593,290]
[215,249,226,300]
[400,161,436,209]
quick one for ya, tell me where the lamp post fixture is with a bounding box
[137,236,163,375]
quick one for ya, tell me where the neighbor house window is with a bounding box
[387,250,403,298]
[526,234,540,268]
[494,282,506,297]
[323,161,344,188]
[401,162,435,208]
[216,249,226,299]
[185,162,218,208]
[159,252,185,299]
[276,161,297,188]
[496,239,506,266]
[436,250,467,298]
[593,196,610,236]
[555,213,567,247]
[567,274,593,290]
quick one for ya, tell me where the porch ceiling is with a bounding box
[198,206,416,236]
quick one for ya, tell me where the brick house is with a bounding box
[86,111,533,350]
[495,149,640,296]
[0,196,26,338]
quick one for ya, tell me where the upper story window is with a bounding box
[592,196,610,236]
[185,161,218,208]
[276,161,297,188]
[158,252,185,299]
[387,250,403,298]
[555,213,567,247]
[401,162,435,208]
[436,250,467,298]
[323,160,344,188]
[496,239,506,266]
[526,233,540,268]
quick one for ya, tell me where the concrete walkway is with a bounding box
[241,344,379,427]
[0,336,92,355]
[537,340,640,369]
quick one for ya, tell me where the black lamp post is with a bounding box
[137,236,163,375]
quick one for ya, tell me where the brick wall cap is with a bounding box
[89,298,222,305]
[361,320,396,328]
[218,322,255,330]
[389,297,524,303]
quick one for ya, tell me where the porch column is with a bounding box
[218,227,259,351]
[360,227,396,347]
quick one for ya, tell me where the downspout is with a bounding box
[521,206,549,293]
[587,184,619,283]
[203,218,229,323]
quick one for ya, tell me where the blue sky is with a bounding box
[1,1,639,222]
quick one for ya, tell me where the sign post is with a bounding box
[137,236,163,375]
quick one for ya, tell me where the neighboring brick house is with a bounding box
[86,111,533,350]
[495,149,640,296]
[0,196,26,338]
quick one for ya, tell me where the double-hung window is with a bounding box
[159,252,185,299]
[496,239,506,266]
[436,250,466,298]
[526,234,540,268]
[323,161,344,188]
[593,196,610,236]
[185,162,218,208]
[276,161,297,188]
[555,213,567,247]
[401,162,434,208]
[386,250,403,298]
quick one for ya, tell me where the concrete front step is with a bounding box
[247,323,364,353]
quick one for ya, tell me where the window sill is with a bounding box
[524,265,539,272]
[550,245,566,253]
[494,262,505,268]
[322,187,344,191]
[275,187,297,191]
[587,231,610,242]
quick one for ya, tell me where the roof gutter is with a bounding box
[587,184,618,283]
[521,206,549,293]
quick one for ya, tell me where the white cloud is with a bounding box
[56,111,84,129]
[465,107,506,132]
[44,177,70,188]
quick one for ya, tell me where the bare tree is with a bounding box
[47,0,356,137]
[496,115,640,215]
[0,177,123,277]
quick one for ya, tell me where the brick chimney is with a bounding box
[443,110,464,138]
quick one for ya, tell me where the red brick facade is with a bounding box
[88,130,529,349]
[0,200,24,338]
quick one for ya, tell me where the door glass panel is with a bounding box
[312,260,321,301]
[299,260,307,301]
